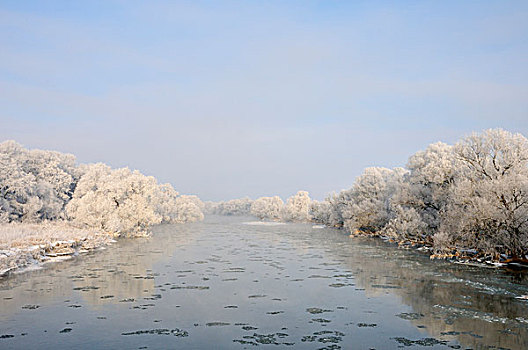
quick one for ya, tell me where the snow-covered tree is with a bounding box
[152,183,181,223]
[66,164,205,235]
[438,129,528,256]
[386,142,458,241]
[151,185,204,224]
[66,164,163,235]
[309,200,331,224]
[281,190,312,222]
[210,198,253,216]
[343,167,407,235]
[0,141,79,223]
[384,205,428,241]
[169,195,205,223]
[404,142,458,232]
[250,196,284,220]
[322,190,354,227]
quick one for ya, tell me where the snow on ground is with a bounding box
[0,222,113,277]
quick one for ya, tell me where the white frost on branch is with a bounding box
[342,167,407,235]
[65,164,163,235]
[1,141,204,237]
[281,190,312,222]
[250,196,284,220]
[0,140,79,223]
[66,164,204,235]
[206,198,253,216]
[438,129,528,255]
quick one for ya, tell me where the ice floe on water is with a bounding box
[1,216,527,350]
[242,221,286,226]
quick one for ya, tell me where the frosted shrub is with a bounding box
[212,198,253,216]
[171,195,204,223]
[151,186,204,224]
[281,191,312,222]
[179,195,205,212]
[0,141,79,222]
[66,164,163,235]
[250,196,284,220]
[152,183,181,223]
[309,200,331,224]
[343,167,407,235]
[384,205,428,241]
[400,142,458,236]
[440,129,528,256]
[432,230,452,252]
[323,190,354,227]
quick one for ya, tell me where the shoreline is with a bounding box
[353,231,528,270]
[0,223,119,278]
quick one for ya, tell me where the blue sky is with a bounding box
[1,1,527,201]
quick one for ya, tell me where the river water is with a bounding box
[0,215,527,349]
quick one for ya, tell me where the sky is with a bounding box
[1,1,527,201]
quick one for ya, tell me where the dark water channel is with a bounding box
[1,215,527,349]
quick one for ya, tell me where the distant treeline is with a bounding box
[208,129,528,258]
[205,192,311,222]
[0,141,204,236]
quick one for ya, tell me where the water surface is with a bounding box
[1,216,527,349]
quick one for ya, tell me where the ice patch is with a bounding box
[243,221,286,226]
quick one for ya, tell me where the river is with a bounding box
[1,215,527,349]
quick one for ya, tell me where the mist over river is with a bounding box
[1,216,527,349]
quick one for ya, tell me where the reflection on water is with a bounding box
[0,216,527,349]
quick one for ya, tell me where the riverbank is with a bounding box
[355,231,528,270]
[0,222,118,277]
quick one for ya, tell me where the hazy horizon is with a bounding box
[1,1,527,201]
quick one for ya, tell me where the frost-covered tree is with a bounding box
[321,190,354,227]
[384,205,428,241]
[172,195,204,223]
[169,195,205,223]
[309,200,331,224]
[66,164,205,234]
[343,167,407,235]
[66,164,163,235]
[281,190,312,222]
[407,143,458,226]
[152,183,181,223]
[250,196,284,220]
[387,142,458,241]
[151,185,204,224]
[0,141,79,223]
[179,195,205,212]
[211,198,253,216]
[438,129,528,256]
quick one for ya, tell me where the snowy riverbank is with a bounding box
[371,233,528,270]
[0,222,118,277]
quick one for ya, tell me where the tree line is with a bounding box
[0,141,204,236]
[209,129,528,259]
[3,128,527,258]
